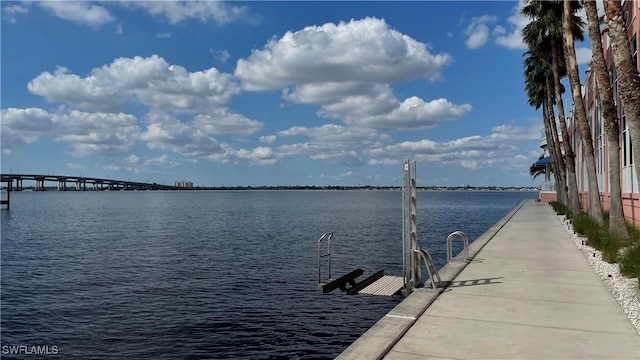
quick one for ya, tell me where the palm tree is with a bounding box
[563,0,604,225]
[584,1,628,238]
[522,0,580,213]
[545,74,569,205]
[524,53,565,203]
[603,0,640,191]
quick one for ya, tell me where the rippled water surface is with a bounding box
[1,190,535,359]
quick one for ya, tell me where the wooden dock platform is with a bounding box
[358,276,404,297]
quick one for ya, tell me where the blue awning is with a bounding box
[533,157,551,167]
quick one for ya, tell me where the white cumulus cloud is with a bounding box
[51,110,140,157]
[0,108,52,152]
[494,2,528,50]
[465,15,497,49]
[105,154,178,174]
[235,17,452,90]
[366,122,540,170]
[28,55,240,113]
[114,1,247,24]
[343,97,472,130]
[2,4,28,23]
[575,47,593,65]
[259,135,277,144]
[0,107,141,157]
[13,55,264,165]
[193,110,263,135]
[38,1,114,27]
[211,49,231,64]
[139,113,223,158]
[235,18,464,132]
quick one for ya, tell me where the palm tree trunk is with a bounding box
[551,37,580,212]
[603,0,640,199]
[543,97,564,203]
[546,75,569,205]
[585,1,628,238]
[563,0,604,225]
[542,99,558,193]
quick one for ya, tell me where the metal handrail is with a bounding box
[413,247,442,291]
[540,182,556,191]
[446,231,469,263]
[317,233,334,286]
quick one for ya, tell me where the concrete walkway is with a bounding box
[339,200,640,359]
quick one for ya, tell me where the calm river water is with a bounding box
[1,190,535,359]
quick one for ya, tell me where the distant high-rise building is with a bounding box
[174,181,193,188]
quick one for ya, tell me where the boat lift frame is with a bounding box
[318,159,467,297]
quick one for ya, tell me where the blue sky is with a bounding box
[1,1,593,187]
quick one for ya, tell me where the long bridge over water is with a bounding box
[0,173,179,191]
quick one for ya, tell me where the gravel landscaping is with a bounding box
[558,215,640,334]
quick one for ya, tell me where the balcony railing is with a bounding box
[540,182,556,192]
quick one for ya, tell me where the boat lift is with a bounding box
[317,159,469,297]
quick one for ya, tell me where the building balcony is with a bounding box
[540,136,547,148]
[540,182,556,192]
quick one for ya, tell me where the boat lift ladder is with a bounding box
[317,232,334,287]
[402,159,445,295]
[317,159,467,297]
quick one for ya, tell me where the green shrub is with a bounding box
[571,212,621,259]
[601,232,622,263]
[585,228,606,250]
[556,206,639,283]
[620,242,640,284]
[626,222,640,243]
[550,201,571,218]
[572,212,596,237]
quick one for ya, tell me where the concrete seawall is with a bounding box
[337,200,640,359]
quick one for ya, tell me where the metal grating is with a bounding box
[358,275,404,297]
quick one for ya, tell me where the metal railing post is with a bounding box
[317,233,334,286]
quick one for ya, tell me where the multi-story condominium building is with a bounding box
[542,0,640,225]
[174,181,194,188]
